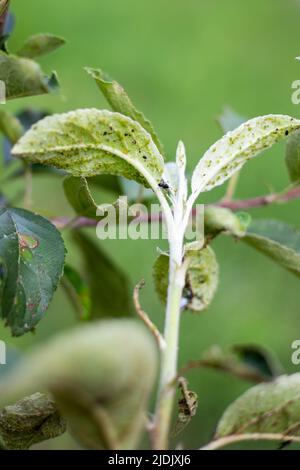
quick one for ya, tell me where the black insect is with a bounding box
[158,179,170,190]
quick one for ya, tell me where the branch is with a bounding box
[133,279,166,350]
[201,433,300,450]
[51,186,300,230]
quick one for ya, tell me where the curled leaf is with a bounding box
[12,109,164,189]
[0,319,158,450]
[216,374,300,438]
[285,129,300,183]
[0,393,66,450]
[153,245,219,312]
[192,115,300,196]
[0,52,59,100]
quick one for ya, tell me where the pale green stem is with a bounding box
[153,235,186,450]
[223,171,240,201]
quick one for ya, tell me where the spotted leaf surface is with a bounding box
[12,109,164,189]
[216,374,300,438]
[192,115,300,196]
[0,207,65,336]
[86,68,164,156]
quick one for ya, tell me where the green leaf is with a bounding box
[285,129,300,183]
[63,176,98,219]
[0,393,66,450]
[242,219,300,277]
[85,67,164,156]
[0,207,65,336]
[192,115,300,196]
[73,232,132,318]
[216,374,300,438]
[216,106,246,134]
[199,344,281,384]
[153,245,219,312]
[62,264,91,321]
[0,109,24,144]
[0,319,158,450]
[232,344,283,381]
[12,109,164,189]
[17,34,65,59]
[204,206,251,239]
[0,52,59,100]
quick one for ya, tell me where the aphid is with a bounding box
[158,179,170,190]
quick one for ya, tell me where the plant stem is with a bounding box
[200,433,300,450]
[153,237,186,450]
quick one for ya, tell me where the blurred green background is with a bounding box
[1,0,300,450]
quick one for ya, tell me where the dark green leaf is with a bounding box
[17,34,65,59]
[0,52,59,100]
[232,344,283,380]
[0,207,65,336]
[63,176,98,219]
[73,232,132,318]
[0,393,66,450]
[285,129,300,183]
[85,67,164,156]
[216,374,300,438]
[242,219,300,277]
[62,264,91,321]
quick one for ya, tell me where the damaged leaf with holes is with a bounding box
[0,207,65,336]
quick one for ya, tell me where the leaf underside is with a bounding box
[242,219,300,278]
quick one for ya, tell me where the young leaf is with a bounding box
[73,231,132,318]
[85,67,164,156]
[0,393,66,450]
[242,219,300,277]
[216,374,300,438]
[0,207,65,336]
[216,106,246,134]
[17,34,65,59]
[192,115,300,196]
[153,245,219,312]
[285,130,300,183]
[63,176,98,219]
[62,264,91,321]
[12,109,165,189]
[0,52,59,99]
[0,319,158,450]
